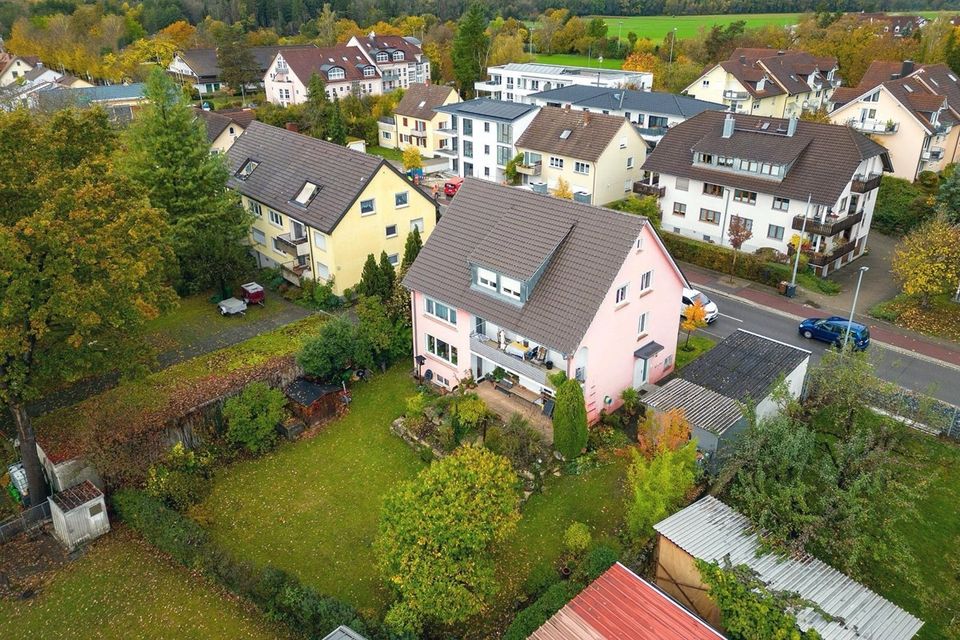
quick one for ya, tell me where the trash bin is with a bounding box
[778,280,788,295]
[785,283,797,298]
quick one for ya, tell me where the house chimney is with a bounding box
[786,115,798,137]
[285,122,300,133]
[901,60,915,77]
[583,110,591,125]
[722,113,735,138]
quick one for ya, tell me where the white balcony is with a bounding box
[847,118,899,134]
[474,80,502,94]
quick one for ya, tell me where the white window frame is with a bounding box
[477,267,497,291]
[639,270,653,292]
[313,231,327,251]
[549,156,564,169]
[328,67,345,81]
[626,156,634,169]
[425,297,457,325]
[268,210,283,228]
[315,261,331,280]
[385,224,398,238]
[360,198,376,216]
[500,275,522,301]
[615,284,629,305]
[395,191,409,208]
[574,161,590,175]
[773,197,790,211]
[637,311,650,336]
[247,200,262,216]
[388,253,399,266]
[251,228,266,245]
[425,333,458,365]
[410,218,424,232]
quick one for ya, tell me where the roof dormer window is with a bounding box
[363,66,376,77]
[236,159,259,180]
[328,67,345,81]
[376,52,389,63]
[292,181,322,206]
[392,51,404,61]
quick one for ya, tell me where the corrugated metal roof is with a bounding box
[642,378,742,436]
[679,330,809,403]
[654,497,924,640]
[320,625,368,640]
[531,562,727,639]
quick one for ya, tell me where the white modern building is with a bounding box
[433,99,539,182]
[641,111,893,276]
[475,62,652,102]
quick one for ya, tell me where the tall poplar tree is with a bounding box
[0,109,176,505]
[452,3,489,96]
[125,68,252,297]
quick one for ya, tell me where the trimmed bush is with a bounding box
[113,489,210,567]
[145,442,213,511]
[580,544,619,582]
[222,382,285,454]
[522,561,561,599]
[504,581,580,640]
[564,522,592,555]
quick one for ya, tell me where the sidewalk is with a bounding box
[681,261,960,368]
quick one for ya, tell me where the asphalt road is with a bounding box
[696,287,960,405]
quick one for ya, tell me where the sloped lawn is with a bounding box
[0,529,286,640]
[199,365,424,617]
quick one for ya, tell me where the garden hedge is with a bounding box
[503,581,581,640]
[114,489,399,640]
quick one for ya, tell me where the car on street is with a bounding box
[798,316,870,350]
[682,287,719,323]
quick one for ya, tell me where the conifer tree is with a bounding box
[402,226,423,268]
[452,3,489,96]
[328,95,347,145]
[379,251,396,299]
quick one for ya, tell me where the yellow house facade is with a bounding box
[228,122,437,295]
[515,107,648,205]
[378,82,460,158]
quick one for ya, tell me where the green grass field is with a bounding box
[0,530,286,640]
[532,53,628,69]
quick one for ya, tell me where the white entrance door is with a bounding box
[633,358,648,388]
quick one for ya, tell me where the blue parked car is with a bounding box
[799,316,870,350]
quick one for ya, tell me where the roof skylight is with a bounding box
[236,159,259,180]
[560,129,572,139]
[293,181,322,206]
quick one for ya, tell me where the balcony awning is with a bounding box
[634,341,664,359]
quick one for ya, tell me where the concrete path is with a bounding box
[805,231,901,313]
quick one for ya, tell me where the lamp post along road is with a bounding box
[843,266,869,350]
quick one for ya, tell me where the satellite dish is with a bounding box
[424,370,433,380]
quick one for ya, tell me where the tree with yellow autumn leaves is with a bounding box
[891,216,960,309]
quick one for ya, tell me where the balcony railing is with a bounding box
[275,233,309,257]
[517,161,541,176]
[633,182,665,197]
[635,126,668,137]
[807,240,857,267]
[847,118,899,134]
[723,90,749,100]
[792,210,863,236]
[469,335,552,386]
[851,173,882,193]
[434,146,457,156]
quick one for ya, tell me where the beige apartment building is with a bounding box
[377,83,460,158]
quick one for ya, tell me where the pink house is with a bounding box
[402,180,687,423]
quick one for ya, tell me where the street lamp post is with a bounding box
[618,20,623,56]
[843,266,869,350]
[596,56,603,86]
[669,27,678,64]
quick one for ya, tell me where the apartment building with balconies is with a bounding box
[514,106,648,205]
[641,111,892,277]
[403,180,686,423]
[225,122,437,293]
[475,62,652,102]
[830,61,960,180]
[264,45,382,106]
[685,48,839,118]
[432,99,539,182]
[346,33,430,91]
[377,83,460,157]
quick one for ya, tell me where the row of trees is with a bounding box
[0,68,254,506]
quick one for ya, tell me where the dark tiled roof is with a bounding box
[642,110,889,206]
[352,33,424,60]
[403,180,653,354]
[435,98,536,121]
[515,106,635,163]
[51,480,103,512]
[830,60,917,107]
[285,379,340,406]
[719,48,836,100]
[225,121,387,233]
[394,82,456,119]
[281,45,378,85]
[192,108,235,143]
[179,45,318,80]
[218,107,257,129]
[529,85,726,118]
[680,330,809,403]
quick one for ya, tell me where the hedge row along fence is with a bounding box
[660,232,796,288]
[113,490,403,640]
[35,315,327,488]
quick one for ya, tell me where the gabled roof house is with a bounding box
[514,105,648,205]
[226,121,437,293]
[830,61,960,179]
[167,45,318,95]
[403,179,686,424]
[377,82,460,158]
[264,45,382,106]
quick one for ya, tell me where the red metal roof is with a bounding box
[530,563,726,640]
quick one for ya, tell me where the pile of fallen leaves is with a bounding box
[877,295,960,342]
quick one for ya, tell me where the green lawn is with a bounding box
[0,530,285,640]
[676,333,716,370]
[575,14,801,42]
[862,433,960,640]
[199,365,424,618]
[367,145,404,162]
[532,53,628,69]
[143,292,296,355]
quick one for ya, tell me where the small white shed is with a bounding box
[49,480,110,550]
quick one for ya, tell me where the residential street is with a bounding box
[692,283,960,405]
